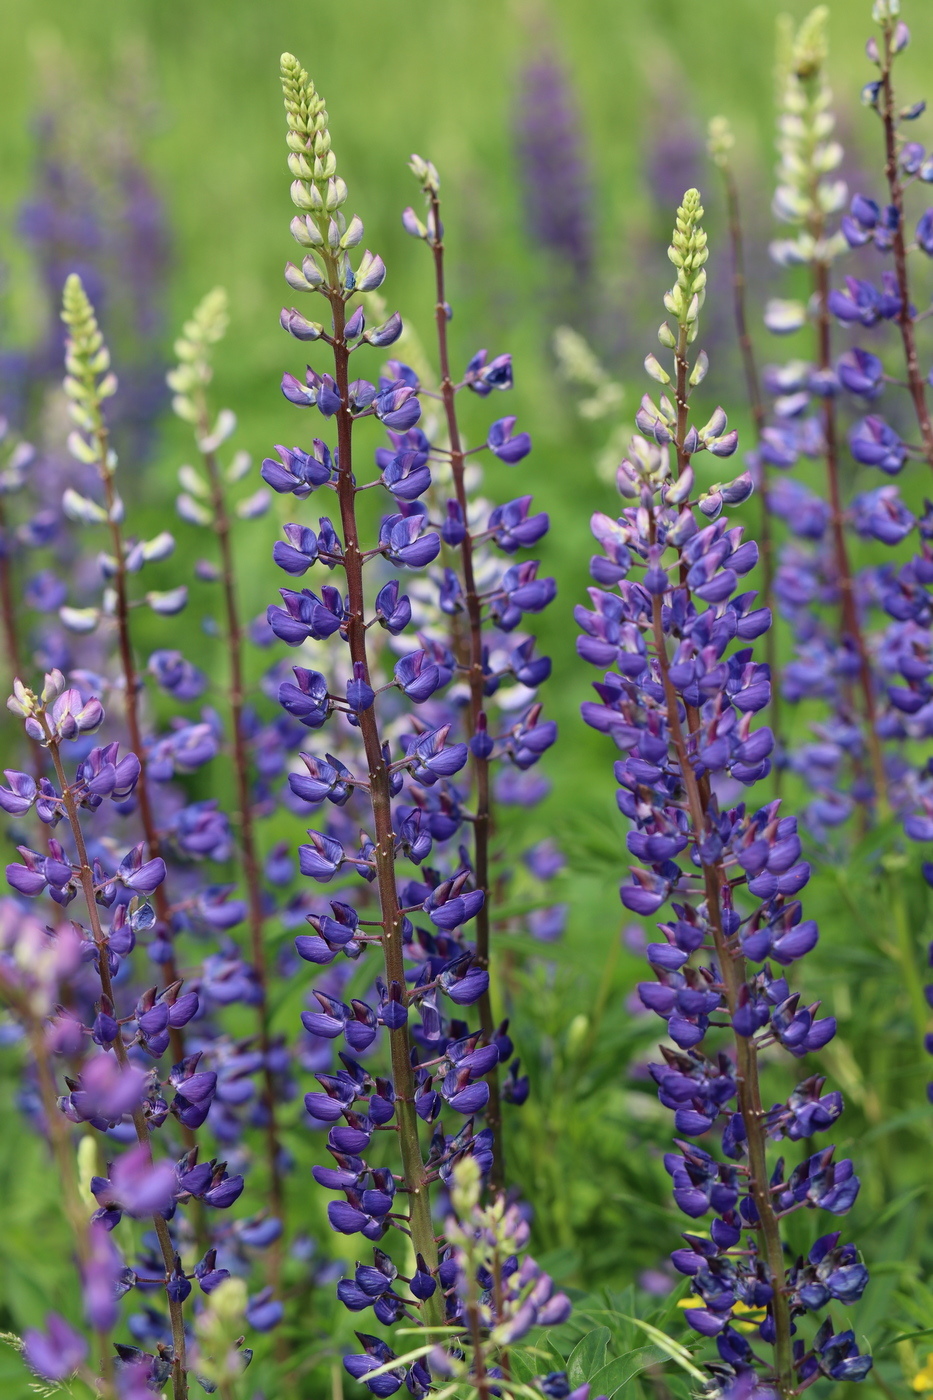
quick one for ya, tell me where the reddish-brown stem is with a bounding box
[324,263,442,1324]
[467,1301,492,1399]
[673,329,715,805]
[199,436,285,1289]
[878,24,933,469]
[812,260,888,809]
[45,727,188,1400]
[649,586,793,1397]
[90,424,191,1062]
[428,192,503,1188]
[718,163,782,778]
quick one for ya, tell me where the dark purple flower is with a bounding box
[487,416,531,464]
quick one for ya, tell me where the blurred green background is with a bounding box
[3,0,933,1396]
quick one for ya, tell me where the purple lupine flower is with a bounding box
[849,415,907,473]
[267,59,560,1386]
[578,189,869,1395]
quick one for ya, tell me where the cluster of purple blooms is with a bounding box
[579,188,871,1397]
[1,673,250,1397]
[738,2,933,1135]
[749,2,933,861]
[258,56,571,1394]
[0,48,578,1400]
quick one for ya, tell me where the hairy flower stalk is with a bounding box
[271,57,555,1384]
[60,277,188,1016]
[708,119,782,778]
[869,0,933,468]
[415,158,504,1181]
[168,290,286,1270]
[278,52,443,1323]
[579,191,871,1397]
[790,12,886,807]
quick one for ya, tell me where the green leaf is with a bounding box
[614,1317,706,1383]
[589,1345,667,1397]
[568,1326,611,1386]
[889,1328,933,1346]
[509,1349,544,1384]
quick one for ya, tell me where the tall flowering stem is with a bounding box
[420,165,503,1179]
[871,0,933,467]
[60,278,185,997]
[279,53,442,1318]
[47,734,188,1400]
[579,191,871,1398]
[271,57,555,1385]
[168,290,286,1249]
[771,8,888,809]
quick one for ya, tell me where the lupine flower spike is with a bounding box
[861,0,933,470]
[578,190,871,1397]
[764,8,888,814]
[402,152,556,1183]
[60,276,190,1000]
[842,0,933,1092]
[6,675,197,1400]
[274,53,565,1390]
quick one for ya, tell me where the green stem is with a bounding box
[86,414,193,1070]
[811,258,888,815]
[885,857,928,1047]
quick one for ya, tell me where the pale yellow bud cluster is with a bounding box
[60,274,117,474]
[281,53,347,220]
[167,287,229,424]
[772,6,847,264]
[663,188,708,339]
